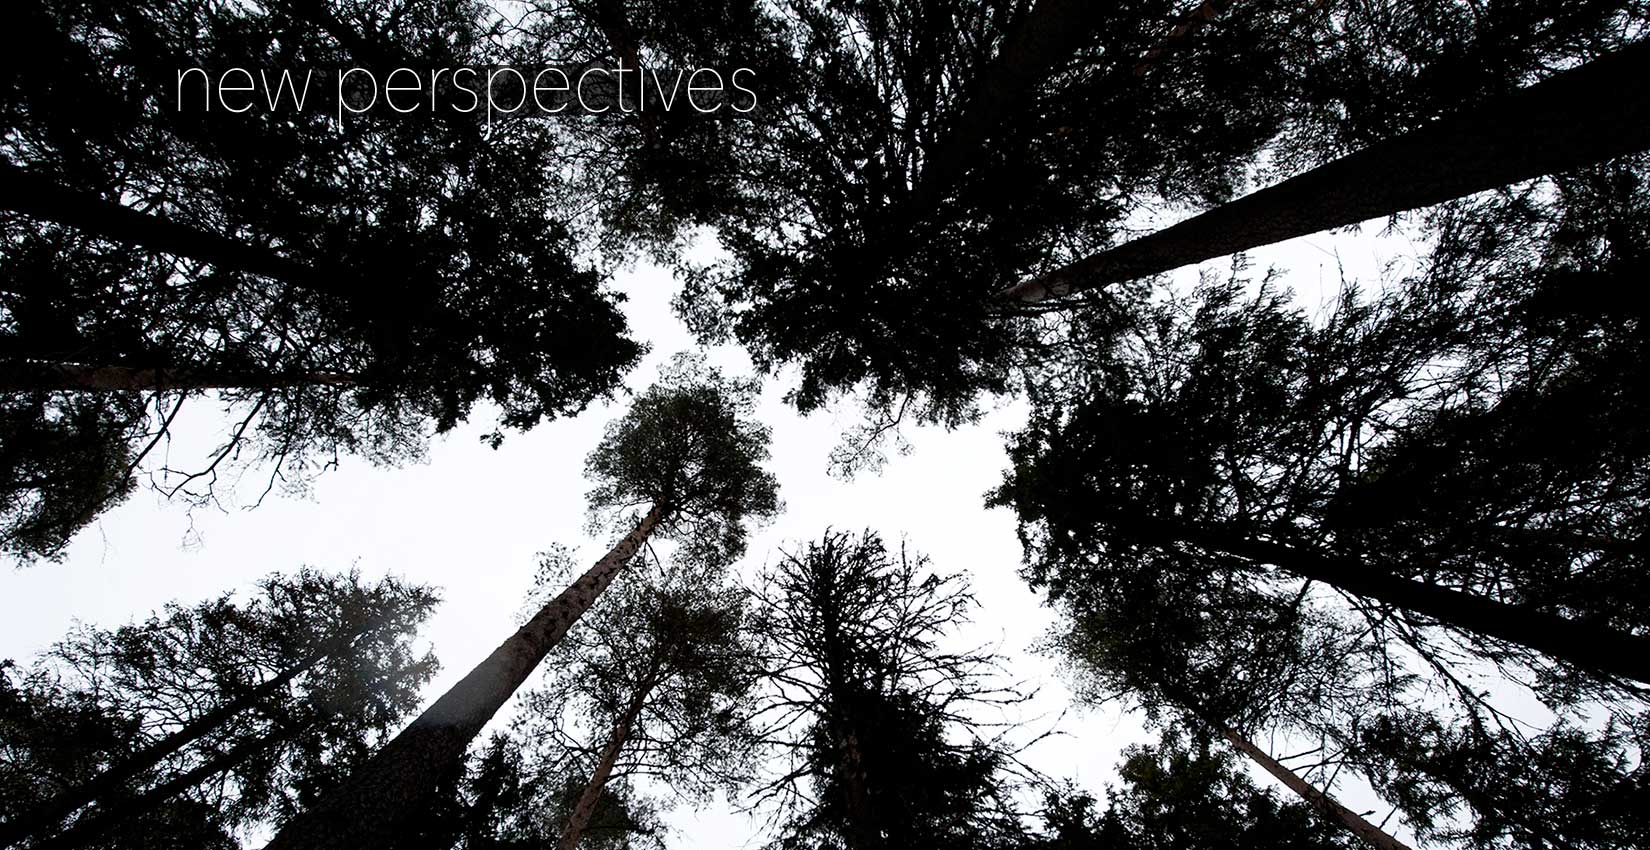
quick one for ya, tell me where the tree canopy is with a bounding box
[7,2,1650,849]
[1,0,643,562]
[0,569,438,849]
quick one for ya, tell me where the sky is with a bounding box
[0,219,1421,848]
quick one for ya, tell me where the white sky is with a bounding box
[0,220,1425,848]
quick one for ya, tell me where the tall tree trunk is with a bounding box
[1159,683,1412,850]
[821,609,877,850]
[29,731,286,850]
[555,669,659,850]
[1005,39,1650,301]
[1167,519,1650,685]
[0,161,336,298]
[1211,718,1413,850]
[0,361,357,393]
[261,505,665,850]
[837,725,878,850]
[905,0,1102,213]
[0,617,383,848]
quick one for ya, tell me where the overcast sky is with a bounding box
[0,219,1419,848]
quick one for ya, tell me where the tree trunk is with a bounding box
[0,616,382,848]
[0,160,336,298]
[1172,520,1650,685]
[905,0,1102,213]
[837,726,878,850]
[1005,39,1650,301]
[29,732,283,850]
[1212,718,1414,850]
[260,505,664,850]
[0,360,357,393]
[821,621,877,850]
[555,670,659,850]
[1481,524,1645,558]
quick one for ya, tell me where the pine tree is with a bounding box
[1022,729,1362,850]
[996,163,1650,845]
[1005,40,1650,301]
[0,0,642,561]
[261,355,779,850]
[750,530,1026,850]
[0,570,439,849]
[510,555,760,850]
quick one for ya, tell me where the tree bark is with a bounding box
[1211,717,1414,850]
[1168,519,1650,685]
[1005,38,1650,301]
[0,361,357,393]
[0,617,382,848]
[260,505,664,850]
[0,160,338,298]
[837,726,878,850]
[555,670,659,850]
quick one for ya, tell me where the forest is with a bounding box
[1,1,1647,849]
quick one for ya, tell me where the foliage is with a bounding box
[517,552,763,811]
[0,569,439,846]
[585,353,781,569]
[750,529,1027,850]
[0,0,641,560]
[392,733,664,850]
[1023,730,1359,850]
[993,156,1650,848]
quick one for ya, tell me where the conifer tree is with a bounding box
[511,554,760,850]
[262,355,778,850]
[0,570,439,849]
[996,161,1650,846]
[1023,729,1362,850]
[749,530,1026,850]
[0,0,641,561]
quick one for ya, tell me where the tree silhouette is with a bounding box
[388,732,663,850]
[262,355,778,850]
[749,530,1027,850]
[512,554,760,849]
[0,570,439,849]
[0,0,641,561]
[1005,40,1650,301]
[996,164,1650,844]
[1022,729,1362,850]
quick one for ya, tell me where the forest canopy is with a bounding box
[3,2,1648,850]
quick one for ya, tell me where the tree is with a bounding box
[0,0,642,562]
[262,355,779,850]
[994,158,1650,846]
[387,732,663,850]
[510,553,760,850]
[1004,39,1650,301]
[0,569,439,849]
[1022,729,1361,850]
[0,392,142,564]
[676,0,1648,456]
[507,0,803,257]
[995,192,1650,684]
[749,529,1027,850]
[674,0,1305,450]
[0,664,235,850]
